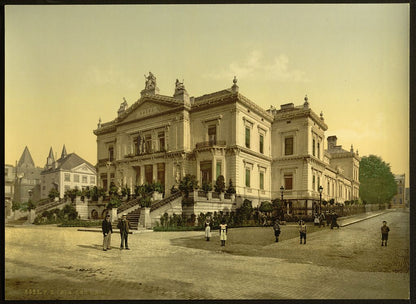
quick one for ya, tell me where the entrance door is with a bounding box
[145,165,153,184]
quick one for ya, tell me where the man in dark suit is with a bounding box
[102,214,113,251]
[117,214,131,250]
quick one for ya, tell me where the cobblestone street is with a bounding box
[5,209,409,300]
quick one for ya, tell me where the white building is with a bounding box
[40,145,97,199]
[94,73,360,214]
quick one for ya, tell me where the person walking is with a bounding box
[117,214,131,250]
[102,214,113,251]
[330,211,339,229]
[273,219,281,242]
[219,219,228,246]
[299,220,307,244]
[205,218,211,241]
[381,220,390,246]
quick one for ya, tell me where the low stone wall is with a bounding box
[149,196,183,227]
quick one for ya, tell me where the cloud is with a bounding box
[204,50,309,83]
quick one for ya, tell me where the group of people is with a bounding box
[101,213,131,251]
[313,211,340,229]
[102,213,391,250]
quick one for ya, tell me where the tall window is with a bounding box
[74,174,80,182]
[90,176,95,184]
[259,134,264,154]
[216,162,222,179]
[145,135,152,153]
[158,132,165,152]
[82,176,88,183]
[327,181,330,195]
[208,126,216,143]
[245,169,251,187]
[157,163,165,185]
[317,176,320,191]
[317,142,320,158]
[285,137,293,155]
[200,161,212,185]
[259,172,264,190]
[245,128,250,148]
[109,147,114,161]
[284,174,293,190]
[134,136,141,155]
[145,165,153,184]
[312,139,315,156]
[312,175,315,191]
[64,173,70,182]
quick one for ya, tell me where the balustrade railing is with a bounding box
[195,140,226,149]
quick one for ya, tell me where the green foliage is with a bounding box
[152,181,164,193]
[214,175,226,193]
[329,198,335,205]
[108,182,119,196]
[90,186,105,201]
[48,188,60,200]
[65,187,82,202]
[139,196,152,208]
[33,205,78,224]
[27,200,36,211]
[106,196,121,209]
[259,201,273,213]
[58,219,102,227]
[226,179,236,194]
[359,155,397,204]
[12,201,21,211]
[202,182,213,193]
[240,199,253,220]
[179,174,199,197]
[170,186,180,195]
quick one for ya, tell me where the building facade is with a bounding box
[94,73,360,213]
[5,164,15,217]
[40,145,97,199]
[13,146,42,204]
[390,174,406,208]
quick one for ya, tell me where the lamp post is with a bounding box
[319,185,323,214]
[280,186,285,216]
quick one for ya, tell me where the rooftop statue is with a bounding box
[144,72,156,90]
[175,79,185,93]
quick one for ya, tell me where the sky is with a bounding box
[5,4,410,185]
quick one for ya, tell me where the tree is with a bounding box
[48,188,60,200]
[359,155,397,204]
[214,175,226,193]
[259,201,273,213]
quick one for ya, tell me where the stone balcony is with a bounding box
[195,140,226,149]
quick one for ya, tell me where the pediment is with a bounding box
[72,163,96,175]
[120,99,179,123]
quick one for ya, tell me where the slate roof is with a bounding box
[17,146,35,168]
[42,153,96,173]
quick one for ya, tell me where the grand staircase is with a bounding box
[150,191,182,212]
[35,198,69,214]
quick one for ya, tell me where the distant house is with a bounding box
[13,146,42,204]
[40,145,97,199]
[390,174,406,208]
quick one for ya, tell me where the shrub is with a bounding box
[214,175,226,193]
[226,179,236,194]
[152,181,164,193]
[201,182,213,193]
[259,201,273,213]
[179,174,199,197]
[48,188,60,200]
[12,201,21,211]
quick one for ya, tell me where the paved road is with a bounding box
[5,209,409,300]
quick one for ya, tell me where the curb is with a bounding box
[77,228,153,234]
[339,209,393,227]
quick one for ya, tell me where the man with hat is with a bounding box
[117,214,131,250]
[102,213,113,251]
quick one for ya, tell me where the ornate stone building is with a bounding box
[94,73,360,213]
[40,145,97,199]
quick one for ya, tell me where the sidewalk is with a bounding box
[77,227,153,234]
[338,208,394,227]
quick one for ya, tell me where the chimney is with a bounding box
[327,136,337,150]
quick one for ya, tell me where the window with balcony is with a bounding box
[259,134,264,154]
[64,173,70,182]
[259,172,264,190]
[245,168,251,187]
[284,174,293,190]
[245,128,250,148]
[208,126,216,144]
[285,137,293,155]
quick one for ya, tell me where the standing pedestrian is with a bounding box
[117,214,131,250]
[273,219,281,242]
[102,214,113,251]
[219,219,228,246]
[299,220,307,244]
[381,220,390,246]
[205,218,211,241]
[330,212,339,229]
[319,213,326,228]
